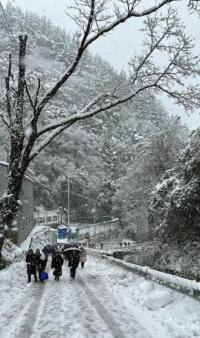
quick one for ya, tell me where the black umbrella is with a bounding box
[63,247,81,252]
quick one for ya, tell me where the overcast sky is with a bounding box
[1,0,200,130]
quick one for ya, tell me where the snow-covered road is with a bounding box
[0,255,200,338]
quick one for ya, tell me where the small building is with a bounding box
[34,209,67,228]
[0,161,34,244]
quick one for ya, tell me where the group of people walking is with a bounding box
[26,245,87,283]
[26,248,47,283]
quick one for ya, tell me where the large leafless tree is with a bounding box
[0,0,200,252]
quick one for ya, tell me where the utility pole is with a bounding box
[68,176,70,227]
[92,203,96,224]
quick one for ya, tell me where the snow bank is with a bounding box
[143,290,174,311]
[20,225,56,251]
[1,225,55,269]
[2,239,24,263]
[87,248,200,297]
[20,225,43,251]
[0,261,25,288]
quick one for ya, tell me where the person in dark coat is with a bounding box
[51,246,57,258]
[42,246,50,258]
[38,253,48,282]
[35,248,41,280]
[26,249,38,283]
[80,247,87,268]
[65,246,80,280]
[51,251,64,281]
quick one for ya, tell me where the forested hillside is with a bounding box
[0,3,187,238]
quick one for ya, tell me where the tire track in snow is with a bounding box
[29,265,112,338]
[77,276,136,338]
[3,283,46,338]
[5,260,51,338]
[83,255,173,338]
[77,257,152,338]
[30,278,66,338]
[69,276,115,338]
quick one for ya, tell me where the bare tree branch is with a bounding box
[29,124,73,162]
[33,6,200,147]
[0,112,10,129]
[15,35,27,129]
[36,92,113,137]
[34,78,41,107]
[32,0,175,122]
[30,82,158,159]
[25,81,34,109]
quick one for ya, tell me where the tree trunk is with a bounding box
[0,35,28,256]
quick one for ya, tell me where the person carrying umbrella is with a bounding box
[64,245,80,280]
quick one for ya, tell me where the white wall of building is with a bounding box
[78,219,119,238]
[34,210,67,226]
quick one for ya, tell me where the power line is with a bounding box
[34,177,102,205]
[69,176,100,191]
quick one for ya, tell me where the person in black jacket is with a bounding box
[38,253,48,282]
[51,251,64,281]
[26,249,38,283]
[65,246,80,280]
[35,248,41,280]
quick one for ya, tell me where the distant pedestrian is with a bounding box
[51,251,64,281]
[80,247,87,268]
[100,242,103,249]
[124,242,127,247]
[128,242,130,246]
[120,242,122,248]
[35,248,41,280]
[51,246,57,258]
[64,246,80,280]
[42,246,49,258]
[26,249,37,283]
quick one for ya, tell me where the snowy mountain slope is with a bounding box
[0,3,187,232]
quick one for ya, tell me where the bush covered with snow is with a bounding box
[0,225,55,270]
[21,225,56,252]
[149,128,200,242]
[124,240,200,281]
[0,239,24,269]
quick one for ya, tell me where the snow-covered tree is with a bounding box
[112,110,187,238]
[149,128,200,242]
[0,0,200,254]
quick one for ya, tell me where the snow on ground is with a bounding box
[0,254,200,338]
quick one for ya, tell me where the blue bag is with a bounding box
[39,271,48,281]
